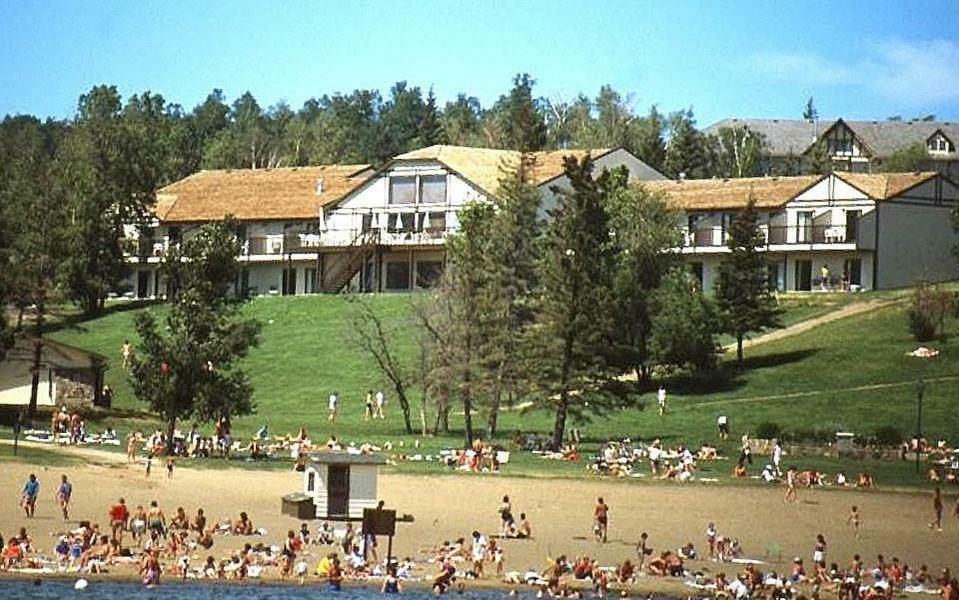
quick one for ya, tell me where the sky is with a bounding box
[2,0,959,127]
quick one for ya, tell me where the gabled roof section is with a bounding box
[833,171,940,200]
[703,118,959,158]
[642,175,822,211]
[393,145,612,196]
[155,164,372,223]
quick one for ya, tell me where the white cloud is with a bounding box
[746,39,959,106]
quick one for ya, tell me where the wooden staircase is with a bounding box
[321,229,380,293]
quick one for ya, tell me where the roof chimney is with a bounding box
[315,177,324,195]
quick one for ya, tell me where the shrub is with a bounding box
[873,425,904,447]
[755,420,782,440]
[907,283,952,342]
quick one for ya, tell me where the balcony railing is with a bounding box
[683,224,859,248]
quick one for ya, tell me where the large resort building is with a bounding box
[123,144,959,298]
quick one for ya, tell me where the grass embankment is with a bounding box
[21,289,959,488]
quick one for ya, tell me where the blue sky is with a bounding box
[2,0,958,126]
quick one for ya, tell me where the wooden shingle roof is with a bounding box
[642,171,942,212]
[833,171,939,200]
[642,175,821,211]
[154,164,372,223]
[394,145,610,196]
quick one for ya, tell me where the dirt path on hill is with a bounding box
[723,298,903,353]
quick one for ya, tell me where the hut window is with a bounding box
[307,470,316,492]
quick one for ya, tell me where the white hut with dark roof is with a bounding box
[303,453,387,519]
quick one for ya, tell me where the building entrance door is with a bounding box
[795,259,812,291]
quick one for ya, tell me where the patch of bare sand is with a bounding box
[1,451,956,585]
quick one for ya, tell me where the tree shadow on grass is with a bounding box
[40,299,162,335]
[668,348,821,397]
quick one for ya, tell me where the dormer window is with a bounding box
[927,132,954,154]
[389,176,416,205]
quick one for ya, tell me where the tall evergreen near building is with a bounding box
[528,156,621,448]
[715,198,782,362]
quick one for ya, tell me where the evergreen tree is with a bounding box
[650,269,721,373]
[441,94,485,147]
[130,219,260,455]
[880,141,929,172]
[806,139,832,175]
[630,105,667,172]
[803,97,818,121]
[663,109,708,179]
[606,176,682,384]
[489,73,546,151]
[715,198,782,361]
[416,87,445,147]
[376,81,428,161]
[528,156,620,448]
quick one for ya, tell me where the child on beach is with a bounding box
[929,486,943,531]
[784,467,799,503]
[166,456,175,479]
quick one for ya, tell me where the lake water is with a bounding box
[0,579,516,600]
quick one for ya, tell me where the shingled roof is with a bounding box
[154,164,372,223]
[642,175,821,211]
[703,118,959,158]
[394,145,612,195]
[642,172,941,212]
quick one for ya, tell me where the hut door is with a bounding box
[327,465,350,516]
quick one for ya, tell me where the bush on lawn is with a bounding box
[907,283,953,342]
[755,420,782,440]
[872,425,905,447]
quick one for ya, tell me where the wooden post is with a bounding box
[387,534,394,568]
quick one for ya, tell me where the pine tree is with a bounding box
[490,73,547,151]
[803,97,819,121]
[650,269,721,372]
[715,197,782,361]
[664,109,708,179]
[528,156,620,448]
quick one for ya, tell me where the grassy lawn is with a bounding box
[0,441,85,466]
[33,288,959,489]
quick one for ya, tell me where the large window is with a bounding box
[419,175,447,204]
[416,261,444,288]
[389,176,416,205]
[385,261,411,290]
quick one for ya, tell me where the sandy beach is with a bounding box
[1,443,957,592]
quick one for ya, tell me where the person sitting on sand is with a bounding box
[733,461,747,478]
[857,472,875,487]
[232,512,254,535]
[516,513,532,539]
[191,508,207,533]
[170,507,189,530]
[616,559,635,583]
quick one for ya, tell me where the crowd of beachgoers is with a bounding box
[4,465,959,600]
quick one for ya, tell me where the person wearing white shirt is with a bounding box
[328,392,338,423]
[772,440,783,476]
[375,390,385,419]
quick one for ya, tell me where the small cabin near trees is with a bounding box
[303,453,387,519]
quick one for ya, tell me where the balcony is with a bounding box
[682,224,860,251]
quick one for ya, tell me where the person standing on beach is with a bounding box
[110,498,130,543]
[594,497,609,543]
[498,495,513,537]
[55,474,72,521]
[21,474,39,518]
[784,467,799,503]
[929,486,943,531]
[328,391,338,423]
[847,505,862,539]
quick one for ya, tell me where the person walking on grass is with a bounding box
[657,386,667,416]
[364,391,374,421]
[929,486,943,531]
[21,474,39,518]
[375,390,386,419]
[594,497,609,543]
[328,391,338,423]
[55,474,72,521]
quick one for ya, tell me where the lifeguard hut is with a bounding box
[284,452,387,520]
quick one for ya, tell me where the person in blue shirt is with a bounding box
[21,474,39,518]
[56,474,73,521]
